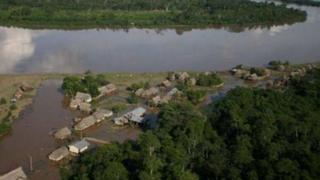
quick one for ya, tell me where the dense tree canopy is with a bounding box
[278,0,320,6]
[0,0,307,28]
[62,74,108,97]
[62,69,320,179]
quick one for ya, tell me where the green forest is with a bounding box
[61,68,320,179]
[278,0,320,6]
[0,0,307,28]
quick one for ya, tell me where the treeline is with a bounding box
[62,74,109,97]
[278,0,320,6]
[61,68,320,179]
[0,0,307,28]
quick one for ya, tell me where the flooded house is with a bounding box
[75,92,92,103]
[74,116,96,131]
[113,107,146,126]
[74,109,113,131]
[78,102,92,113]
[93,109,113,123]
[0,167,27,180]
[11,89,24,102]
[68,139,90,154]
[48,147,70,162]
[54,127,72,140]
[20,82,33,92]
[162,80,172,88]
[98,84,117,96]
[135,87,159,98]
[151,88,180,105]
[69,92,92,109]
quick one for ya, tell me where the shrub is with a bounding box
[9,104,17,110]
[185,89,206,104]
[127,81,150,91]
[112,104,127,114]
[0,98,7,105]
[127,94,139,104]
[196,73,223,87]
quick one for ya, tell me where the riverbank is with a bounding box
[0,1,307,29]
[0,62,318,179]
[1,62,317,138]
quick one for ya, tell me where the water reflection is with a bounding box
[0,28,35,72]
[0,5,319,73]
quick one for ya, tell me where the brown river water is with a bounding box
[0,80,141,179]
[0,80,73,179]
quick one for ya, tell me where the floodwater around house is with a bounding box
[0,80,141,180]
[0,5,319,74]
[0,80,73,180]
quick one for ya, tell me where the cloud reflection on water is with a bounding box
[0,28,35,73]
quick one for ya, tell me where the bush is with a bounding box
[196,73,223,87]
[9,104,17,110]
[185,89,206,104]
[127,81,150,91]
[112,104,127,114]
[62,74,108,97]
[127,94,139,104]
[0,112,12,136]
[0,98,7,105]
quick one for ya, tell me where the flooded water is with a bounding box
[0,80,141,179]
[0,5,319,73]
[0,80,74,180]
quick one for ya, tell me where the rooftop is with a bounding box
[69,139,90,150]
[0,167,27,180]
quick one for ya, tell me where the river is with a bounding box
[0,80,73,179]
[0,5,319,74]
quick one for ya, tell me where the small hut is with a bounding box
[68,139,90,154]
[48,147,70,162]
[74,116,96,131]
[0,167,27,180]
[54,127,72,140]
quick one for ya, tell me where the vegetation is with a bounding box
[62,68,320,180]
[62,74,108,97]
[185,89,207,104]
[268,60,291,70]
[127,94,139,104]
[0,112,12,137]
[0,98,7,105]
[278,0,320,6]
[196,73,223,87]
[0,0,307,29]
[112,104,127,115]
[127,82,150,92]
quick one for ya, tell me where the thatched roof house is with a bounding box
[48,146,69,162]
[113,107,146,125]
[75,92,92,103]
[54,127,72,140]
[0,167,27,180]
[74,116,96,131]
[20,82,33,92]
[93,109,113,123]
[78,102,92,113]
[68,139,90,154]
[98,84,117,96]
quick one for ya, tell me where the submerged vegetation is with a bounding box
[0,0,307,28]
[61,68,320,179]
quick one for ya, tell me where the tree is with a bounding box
[102,162,129,180]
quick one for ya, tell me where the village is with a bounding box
[0,62,318,179]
